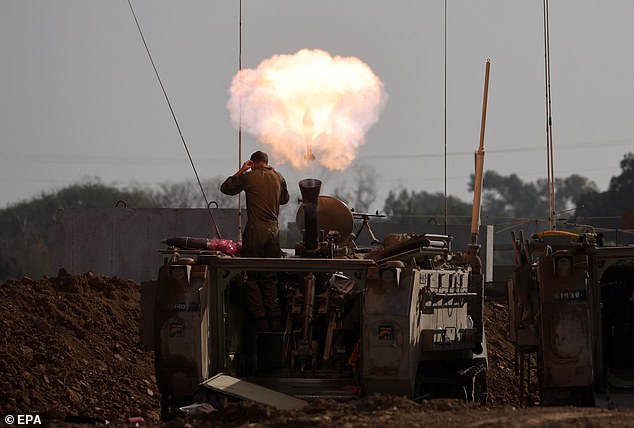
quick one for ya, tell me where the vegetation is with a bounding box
[383,189,472,224]
[469,171,597,220]
[333,164,379,214]
[577,153,634,217]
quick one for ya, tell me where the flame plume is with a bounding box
[227,49,387,170]
[303,107,316,160]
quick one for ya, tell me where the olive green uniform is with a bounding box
[221,166,289,327]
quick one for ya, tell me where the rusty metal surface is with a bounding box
[205,255,374,272]
[296,196,354,244]
[538,251,593,389]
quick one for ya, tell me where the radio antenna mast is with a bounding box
[443,0,448,234]
[543,0,556,230]
[237,0,244,241]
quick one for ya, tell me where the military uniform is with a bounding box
[221,165,289,330]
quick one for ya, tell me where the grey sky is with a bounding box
[1,1,633,212]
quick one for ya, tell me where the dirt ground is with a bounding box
[2,271,634,427]
[0,271,160,423]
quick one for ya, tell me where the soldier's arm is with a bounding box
[220,161,252,195]
[279,174,290,205]
[220,176,242,195]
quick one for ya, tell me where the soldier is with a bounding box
[221,150,290,331]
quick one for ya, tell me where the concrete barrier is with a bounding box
[55,207,242,282]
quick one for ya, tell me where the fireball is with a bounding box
[227,49,387,170]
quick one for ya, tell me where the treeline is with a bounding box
[0,153,632,282]
[383,152,634,224]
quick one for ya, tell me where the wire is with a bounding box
[1,140,628,165]
[126,0,221,238]
[358,138,634,160]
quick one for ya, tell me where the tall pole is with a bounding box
[543,0,556,230]
[443,0,448,235]
[237,0,243,241]
[471,59,490,246]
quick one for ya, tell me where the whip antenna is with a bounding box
[237,0,243,241]
[443,0,448,235]
[543,0,556,230]
[126,0,221,238]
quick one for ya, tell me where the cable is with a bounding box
[358,138,634,160]
[126,0,221,238]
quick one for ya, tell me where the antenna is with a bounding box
[237,0,244,241]
[443,0,448,235]
[543,0,556,230]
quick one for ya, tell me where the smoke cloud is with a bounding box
[227,49,387,170]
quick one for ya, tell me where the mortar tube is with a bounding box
[298,179,322,251]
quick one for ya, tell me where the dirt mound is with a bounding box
[0,272,519,424]
[483,295,519,406]
[3,272,634,427]
[0,270,159,423]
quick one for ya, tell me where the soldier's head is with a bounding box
[250,150,269,166]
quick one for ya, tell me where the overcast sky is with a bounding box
[1,1,633,212]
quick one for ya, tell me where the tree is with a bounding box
[152,177,237,208]
[0,178,160,282]
[469,171,597,219]
[577,153,634,217]
[609,152,634,194]
[475,171,545,218]
[556,174,598,209]
[383,189,472,224]
[334,164,379,213]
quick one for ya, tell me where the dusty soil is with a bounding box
[2,272,634,427]
[0,270,160,423]
[156,398,634,428]
[483,296,517,406]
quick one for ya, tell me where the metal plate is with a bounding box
[296,196,354,244]
[201,374,308,410]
